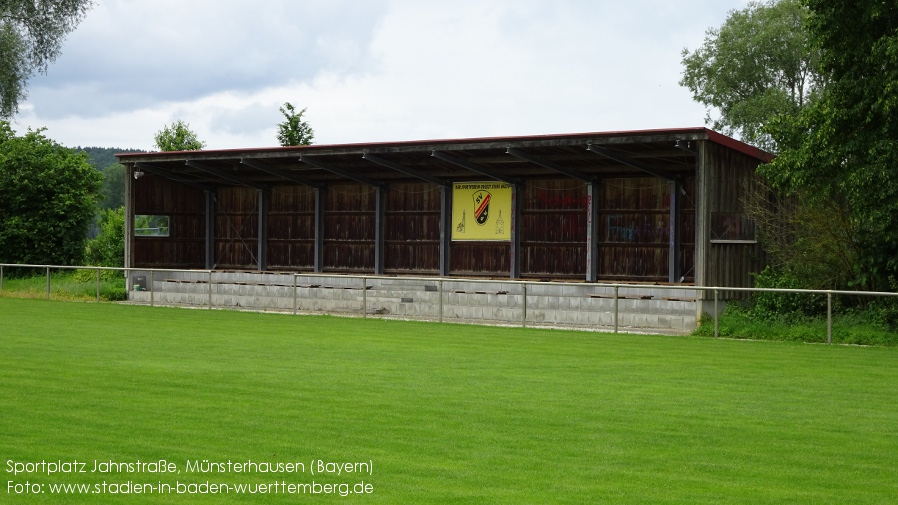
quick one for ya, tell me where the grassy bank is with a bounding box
[0,269,126,301]
[694,305,898,346]
[3,298,898,503]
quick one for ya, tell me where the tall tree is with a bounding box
[0,0,94,118]
[0,121,101,265]
[99,163,125,210]
[276,102,314,146]
[154,120,206,151]
[84,206,124,268]
[680,0,821,150]
[763,1,898,290]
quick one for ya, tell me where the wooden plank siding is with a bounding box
[696,141,766,298]
[213,186,259,269]
[131,174,205,269]
[449,242,509,277]
[385,183,441,274]
[130,176,697,280]
[520,180,588,279]
[267,185,315,270]
[323,184,376,272]
[597,177,696,282]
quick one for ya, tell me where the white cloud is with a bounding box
[23,0,388,117]
[14,0,753,150]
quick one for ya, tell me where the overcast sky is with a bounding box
[11,0,750,150]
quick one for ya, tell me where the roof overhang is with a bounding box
[118,127,771,189]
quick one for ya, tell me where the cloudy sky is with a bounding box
[12,0,750,150]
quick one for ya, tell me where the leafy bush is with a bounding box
[0,122,102,265]
[855,295,898,332]
[84,207,124,269]
[750,266,827,321]
[0,271,126,301]
[695,303,898,346]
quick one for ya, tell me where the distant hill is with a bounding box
[68,147,146,211]
[74,146,146,170]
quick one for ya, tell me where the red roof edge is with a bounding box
[703,128,774,163]
[116,127,773,163]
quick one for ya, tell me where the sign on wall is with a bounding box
[451,182,512,241]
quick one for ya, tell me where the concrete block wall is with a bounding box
[127,271,697,333]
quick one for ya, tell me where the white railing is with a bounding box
[3,263,898,343]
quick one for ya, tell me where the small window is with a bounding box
[710,212,756,243]
[135,215,170,237]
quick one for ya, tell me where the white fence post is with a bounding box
[613,285,619,334]
[362,277,368,318]
[208,271,213,310]
[9,263,898,339]
[714,288,719,338]
[827,292,833,345]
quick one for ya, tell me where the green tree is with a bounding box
[0,121,102,265]
[154,120,206,151]
[1,0,95,118]
[276,102,314,146]
[680,0,821,150]
[99,163,125,210]
[763,1,898,290]
[742,180,859,290]
[78,146,144,170]
[84,206,124,268]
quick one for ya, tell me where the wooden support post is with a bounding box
[257,188,269,271]
[440,185,451,277]
[694,142,711,297]
[205,189,215,270]
[669,179,682,283]
[314,187,325,273]
[374,186,385,275]
[510,184,521,279]
[124,164,134,274]
[586,181,600,282]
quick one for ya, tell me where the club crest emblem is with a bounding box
[473,190,491,225]
[451,182,511,241]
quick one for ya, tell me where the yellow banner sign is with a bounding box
[452,182,512,241]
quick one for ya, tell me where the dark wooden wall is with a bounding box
[520,180,587,279]
[323,184,375,272]
[268,185,315,270]
[132,176,697,282]
[214,187,258,269]
[598,177,696,281]
[697,141,766,295]
[385,183,441,274]
[131,174,205,269]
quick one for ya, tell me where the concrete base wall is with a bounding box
[128,271,699,333]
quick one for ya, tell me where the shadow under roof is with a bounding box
[117,127,771,189]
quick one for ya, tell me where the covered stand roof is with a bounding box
[117,127,770,188]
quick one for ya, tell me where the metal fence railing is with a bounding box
[3,263,898,343]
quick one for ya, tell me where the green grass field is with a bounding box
[0,270,126,302]
[3,298,898,503]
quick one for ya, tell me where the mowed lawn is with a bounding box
[2,298,898,504]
